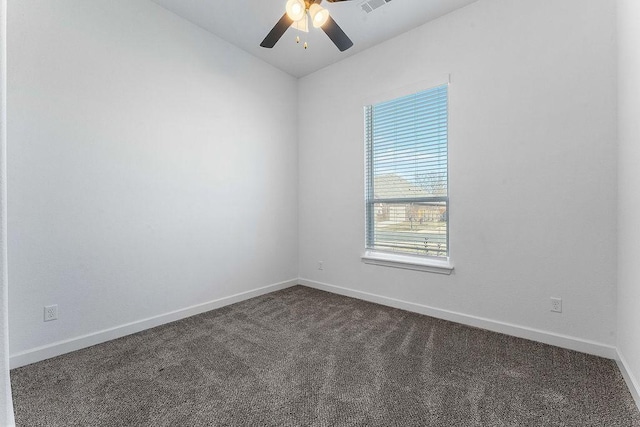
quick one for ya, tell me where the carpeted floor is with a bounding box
[11,285,640,426]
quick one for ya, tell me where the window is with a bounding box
[364,84,451,272]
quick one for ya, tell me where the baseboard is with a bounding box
[616,351,640,411]
[10,277,620,369]
[10,279,298,369]
[298,278,618,360]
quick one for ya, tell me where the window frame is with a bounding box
[361,82,454,274]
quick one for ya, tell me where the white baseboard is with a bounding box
[616,351,640,411]
[299,278,618,360]
[10,277,621,368]
[10,279,298,369]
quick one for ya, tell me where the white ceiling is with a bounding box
[150,0,479,78]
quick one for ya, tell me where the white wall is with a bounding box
[1,0,15,423]
[8,0,298,363]
[299,0,618,355]
[617,0,640,404]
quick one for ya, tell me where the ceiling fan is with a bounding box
[260,0,354,52]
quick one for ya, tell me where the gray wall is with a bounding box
[298,0,618,355]
[8,0,299,362]
[1,0,14,423]
[617,0,640,406]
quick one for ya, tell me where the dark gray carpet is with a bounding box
[11,285,640,426]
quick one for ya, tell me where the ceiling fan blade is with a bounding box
[260,13,294,48]
[321,16,353,51]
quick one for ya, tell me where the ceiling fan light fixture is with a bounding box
[261,0,354,52]
[309,4,330,28]
[285,0,306,22]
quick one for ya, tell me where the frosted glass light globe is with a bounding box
[286,0,306,22]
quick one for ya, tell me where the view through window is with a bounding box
[365,85,449,258]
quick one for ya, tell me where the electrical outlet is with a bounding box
[44,304,58,322]
[550,297,562,313]
[318,261,324,270]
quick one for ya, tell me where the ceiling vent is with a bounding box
[360,0,392,14]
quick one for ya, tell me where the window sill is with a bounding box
[361,250,454,275]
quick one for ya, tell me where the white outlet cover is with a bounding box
[44,304,58,321]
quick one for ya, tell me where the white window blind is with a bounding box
[365,84,449,258]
